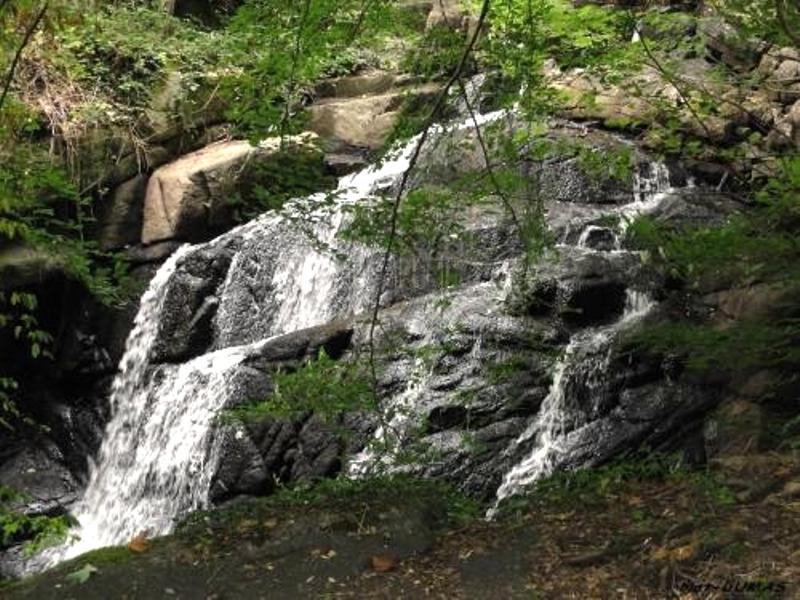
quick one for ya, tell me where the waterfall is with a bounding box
[487,158,675,515]
[30,110,508,570]
[488,291,654,516]
[19,102,681,570]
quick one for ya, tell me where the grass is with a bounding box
[494,452,737,518]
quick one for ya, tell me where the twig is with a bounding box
[279,0,313,145]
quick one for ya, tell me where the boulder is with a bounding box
[703,282,797,323]
[308,85,439,150]
[788,99,800,147]
[141,133,319,244]
[699,17,768,70]
[315,70,399,99]
[426,0,464,30]
[507,248,642,326]
[0,245,63,291]
[764,48,800,104]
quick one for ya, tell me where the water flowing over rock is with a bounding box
[21,106,733,573]
[489,290,655,515]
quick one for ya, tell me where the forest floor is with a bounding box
[3,451,800,600]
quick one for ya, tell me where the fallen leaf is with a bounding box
[371,554,397,573]
[128,534,150,554]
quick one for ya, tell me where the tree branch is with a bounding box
[279,0,313,144]
[776,0,800,47]
[0,2,48,116]
[367,0,491,384]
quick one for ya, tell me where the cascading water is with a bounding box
[488,291,654,516]
[33,109,508,571]
[17,92,686,572]
[487,160,675,515]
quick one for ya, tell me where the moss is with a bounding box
[69,545,137,568]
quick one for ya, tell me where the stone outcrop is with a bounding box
[96,175,148,251]
[141,133,320,244]
[309,78,440,151]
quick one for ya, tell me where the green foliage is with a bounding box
[231,146,335,219]
[402,25,466,79]
[627,156,800,428]
[269,474,478,524]
[629,319,800,376]
[707,0,796,46]
[0,486,70,555]
[496,452,736,517]
[227,349,376,423]
[219,0,399,140]
[485,356,529,384]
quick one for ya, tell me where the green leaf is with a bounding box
[66,563,99,584]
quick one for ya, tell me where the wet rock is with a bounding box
[509,249,640,325]
[289,416,346,481]
[531,158,635,206]
[580,226,618,251]
[210,427,271,502]
[151,245,239,362]
[0,443,79,517]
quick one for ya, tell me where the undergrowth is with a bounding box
[495,452,736,518]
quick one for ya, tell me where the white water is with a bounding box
[487,160,675,515]
[32,110,508,570]
[488,291,654,516]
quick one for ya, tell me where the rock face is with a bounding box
[309,70,440,151]
[97,175,148,251]
[52,114,737,541]
[0,78,752,584]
